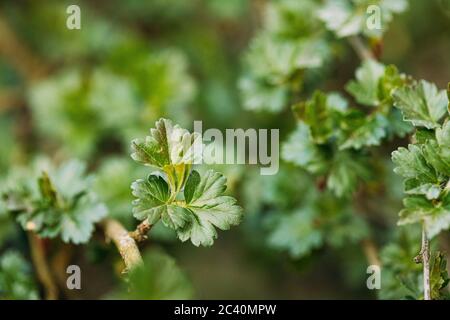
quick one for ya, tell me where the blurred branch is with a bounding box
[0,13,48,82]
[361,238,381,266]
[51,244,80,299]
[101,218,143,271]
[129,220,152,243]
[348,36,375,60]
[0,88,23,113]
[27,233,59,300]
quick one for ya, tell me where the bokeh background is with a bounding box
[0,0,449,299]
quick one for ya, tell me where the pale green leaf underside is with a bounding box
[131,118,203,168]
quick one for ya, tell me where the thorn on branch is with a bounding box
[129,220,153,243]
[419,226,431,300]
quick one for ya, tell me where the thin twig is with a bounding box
[101,219,143,271]
[417,226,431,300]
[50,244,80,299]
[129,220,152,243]
[27,233,58,300]
[361,238,381,267]
[0,88,23,113]
[348,35,375,61]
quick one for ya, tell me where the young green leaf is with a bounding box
[239,76,288,113]
[131,174,189,229]
[281,122,327,174]
[422,139,450,176]
[430,252,450,299]
[346,59,385,107]
[339,114,388,150]
[268,208,323,258]
[131,118,203,192]
[131,119,243,246]
[404,179,441,200]
[393,80,448,129]
[327,151,369,197]
[177,170,243,247]
[131,118,202,168]
[392,144,437,182]
[293,91,341,144]
[1,159,108,244]
[398,194,450,239]
[318,0,408,38]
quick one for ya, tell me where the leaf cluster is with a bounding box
[131,118,243,246]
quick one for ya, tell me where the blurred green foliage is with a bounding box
[0,251,38,300]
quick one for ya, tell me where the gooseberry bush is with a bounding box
[239,0,449,300]
[0,0,449,300]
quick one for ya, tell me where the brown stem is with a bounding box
[361,238,381,267]
[0,13,47,82]
[101,219,143,271]
[50,244,80,299]
[129,220,152,243]
[348,35,375,61]
[27,233,58,300]
[420,227,431,300]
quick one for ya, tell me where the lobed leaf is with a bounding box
[393,80,448,129]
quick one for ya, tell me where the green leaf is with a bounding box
[246,35,327,84]
[239,0,332,113]
[339,114,387,150]
[183,169,200,204]
[392,144,437,182]
[0,251,39,300]
[318,0,363,38]
[379,227,422,300]
[131,118,202,168]
[281,122,327,174]
[327,151,369,197]
[346,59,385,107]
[177,170,243,247]
[436,120,450,149]
[393,80,448,129]
[3,159,108,244]
[131,118,203,192]
[425,193,450,239]
[318,0,408,38]
[29,69,140,158]
[398,196,434,225]
[293,91,343,143]
[404,179,441,200]
[430,252,450,300]
[131,174,189,229]
[268,208,323,258]
[239,76,288,113]
[264,0,322,38]
[414,128,435,144]
[111,249,193,299]
[422,139,450,176]
[398,194,450,239]
[435,120,450,164]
